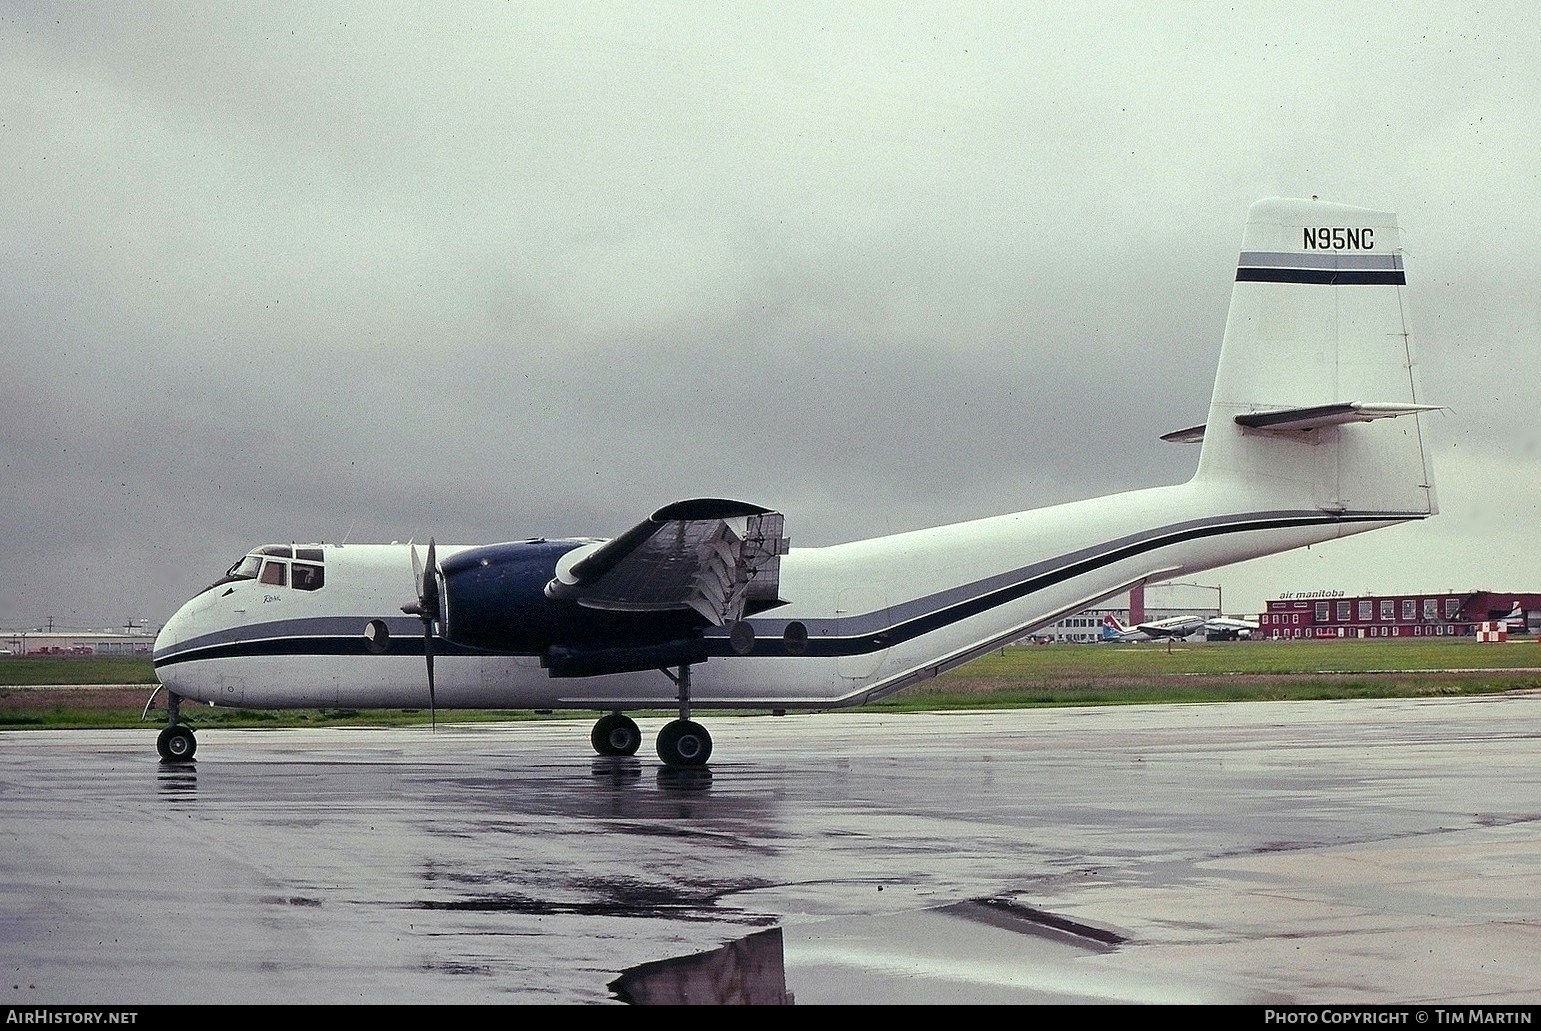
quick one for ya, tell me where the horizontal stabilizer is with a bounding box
[1233,402,1443,433]
[1165,402,1441,444]
[1160,424,1207,444]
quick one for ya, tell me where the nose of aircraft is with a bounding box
[152,600,188,662]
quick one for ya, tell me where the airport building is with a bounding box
[1256,591,1541,640]
[0,630,157,656]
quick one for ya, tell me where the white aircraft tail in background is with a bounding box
[152,197,1441,766]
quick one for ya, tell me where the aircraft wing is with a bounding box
[545,499,789,626]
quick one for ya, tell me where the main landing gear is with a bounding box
[656,661,711,766]
[153,689,197,763]
[591,712,643,756]
[588,662,712,768]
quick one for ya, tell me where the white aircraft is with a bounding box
[151,197,1441,766]
[1100,613,1207,642]
[1100,613,1260,642]
[1204,615,1261,640]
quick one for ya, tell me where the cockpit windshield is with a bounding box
[226,555,263,580]
[206,545,326,593]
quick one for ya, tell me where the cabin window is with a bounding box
[259,560,287,587]
[292,563,324,591]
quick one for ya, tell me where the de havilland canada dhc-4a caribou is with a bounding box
[150,197,1442,766]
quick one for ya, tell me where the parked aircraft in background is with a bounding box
[1101,614,1206,642]
[1203,615,1261,640]
[1100,613,1260,642]
[151,197,1440,766]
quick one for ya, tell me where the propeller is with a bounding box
[401,538,440,729]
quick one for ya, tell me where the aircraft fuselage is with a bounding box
[153,482,1400,714]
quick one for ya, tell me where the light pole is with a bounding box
[1163,581,1223,617]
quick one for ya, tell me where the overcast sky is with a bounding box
[3,2,1537,631]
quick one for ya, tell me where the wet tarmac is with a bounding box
[2,695,1539,1005]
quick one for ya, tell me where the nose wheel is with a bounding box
[155,691,197,762]
[157,724,197,762]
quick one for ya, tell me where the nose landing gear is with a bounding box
[153,690,197,763]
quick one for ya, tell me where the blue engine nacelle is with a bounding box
[438,539,708,673]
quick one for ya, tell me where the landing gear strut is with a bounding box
[155,690,197,763]
[657,663,712,767]
[585,663,713,767]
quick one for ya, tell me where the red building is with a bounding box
[1258,591,1541,640]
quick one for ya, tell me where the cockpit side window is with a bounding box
[204,546,325,596]
[292,562,324,591]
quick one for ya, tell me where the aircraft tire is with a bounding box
[591,713,642,757]
[656,719,712,767]
[157,725,197,763]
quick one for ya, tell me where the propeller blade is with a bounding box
[422,539,440,622]
[402,539,440,730]
[424,618,436,730]
[424,538,438,729]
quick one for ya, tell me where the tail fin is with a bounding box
[1101,614,1128,640]
[1192,198,1439,519]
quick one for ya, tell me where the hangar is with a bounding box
[0,630,156,656]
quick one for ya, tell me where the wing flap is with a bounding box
[546,499,789,626]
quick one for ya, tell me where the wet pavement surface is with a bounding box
[2,696,1539,1005]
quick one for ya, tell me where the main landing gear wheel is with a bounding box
[591,713,642,757]
[157,724,197,763]
[656,719,712,767]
